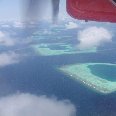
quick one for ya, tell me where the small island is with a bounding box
[59,63,116,94]
[33,43,96,56]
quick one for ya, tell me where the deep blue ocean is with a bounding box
[0,50,116,116]
[0,21,116,116]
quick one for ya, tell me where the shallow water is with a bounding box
[88,64,116,82]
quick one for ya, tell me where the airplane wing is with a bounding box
[67,0,116,23]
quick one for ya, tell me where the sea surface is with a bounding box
[88,64,116,82]
[0,21,116,116]
[0,50,116,116]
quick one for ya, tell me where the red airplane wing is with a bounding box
[67,0,116,22]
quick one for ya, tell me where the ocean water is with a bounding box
[88,64,116,82]
[0,22,116,116]
[0,51,116,116]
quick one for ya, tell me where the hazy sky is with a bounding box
[0,0,21,21]
[0,0,67,21]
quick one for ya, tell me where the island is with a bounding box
[32,43,96,56]
[59,63,116,94]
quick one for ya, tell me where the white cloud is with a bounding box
[77,26,112,50]
[43,29,52,35]
[0,31,16,46]
[1,24,10,28]
[0,93,76,116]
[0,52,20,67]
[13,21,24,28]
[65,22,79,29]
